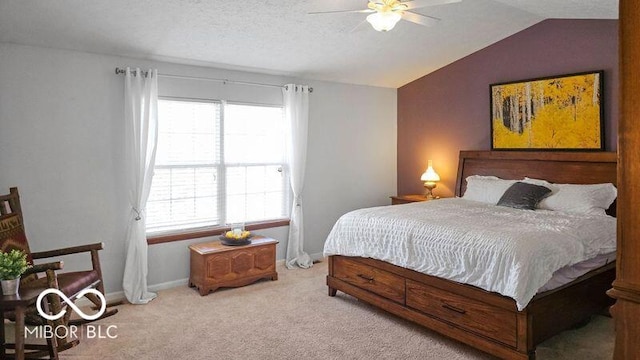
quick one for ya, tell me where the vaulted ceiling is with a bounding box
[0,0,618,88]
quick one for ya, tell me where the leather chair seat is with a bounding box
[23,270,100,298]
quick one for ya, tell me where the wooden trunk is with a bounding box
[189,236,278,296]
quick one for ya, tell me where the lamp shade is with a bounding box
[366,11,402,32]
[420,160,440,182]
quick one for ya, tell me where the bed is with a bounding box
[324,151,617,360]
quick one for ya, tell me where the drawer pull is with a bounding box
[442,303,466,315]
[357,274,375,283]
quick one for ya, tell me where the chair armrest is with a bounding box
[23,261,64,276]
[31,242,104,260]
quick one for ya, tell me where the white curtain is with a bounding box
[283,84,313,269]
[122,67,159,304]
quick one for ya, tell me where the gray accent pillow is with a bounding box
[497,182,552,210]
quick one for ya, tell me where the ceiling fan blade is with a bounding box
[401,0,462,10]
[308,9,374,15]
[401,11,441,26]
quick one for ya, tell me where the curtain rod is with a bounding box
[114,67,313,92]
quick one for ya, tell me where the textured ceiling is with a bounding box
[0,0,618,88]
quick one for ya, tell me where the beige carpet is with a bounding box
[16,261,614,359]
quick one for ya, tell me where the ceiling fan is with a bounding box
[309,0,462,32]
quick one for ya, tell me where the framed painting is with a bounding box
[490,71,604,150]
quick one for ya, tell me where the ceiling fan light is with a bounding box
[366,11,402,31]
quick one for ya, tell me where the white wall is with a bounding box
[0,42,397,294]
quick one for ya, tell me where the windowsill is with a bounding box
[147,218,290,245]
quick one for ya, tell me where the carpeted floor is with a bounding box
[15,260,614,359]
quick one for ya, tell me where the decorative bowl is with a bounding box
[219,233,252,246]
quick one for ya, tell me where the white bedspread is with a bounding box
[323,198,616,310]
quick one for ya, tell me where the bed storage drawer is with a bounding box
[406,279,517,347]
[333,257,405,303]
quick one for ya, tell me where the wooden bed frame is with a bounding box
[326,151,617,360]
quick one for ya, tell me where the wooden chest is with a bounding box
[189,236,278,295]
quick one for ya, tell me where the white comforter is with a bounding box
[323,198,616,310]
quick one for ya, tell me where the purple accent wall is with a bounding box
[397,19,619,197]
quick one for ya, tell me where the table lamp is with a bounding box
[420,160,440,200]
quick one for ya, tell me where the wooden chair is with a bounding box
[0,187,118,358]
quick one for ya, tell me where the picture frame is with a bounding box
[490,71,604,150]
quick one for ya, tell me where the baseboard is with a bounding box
[78,253,325,306]
[75,279,188,307]
[149,278,190,292]
[75,290,126,307]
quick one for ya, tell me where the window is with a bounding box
[146,98,288,235]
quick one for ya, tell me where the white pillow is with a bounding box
[522,177,617,216]
[462,175,517,205]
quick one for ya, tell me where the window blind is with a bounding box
[146,99,288,234]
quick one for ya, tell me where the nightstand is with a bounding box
[390,194,434,205]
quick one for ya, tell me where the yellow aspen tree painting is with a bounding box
[491,71,603,149]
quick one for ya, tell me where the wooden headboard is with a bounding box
[455,150,617,199]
